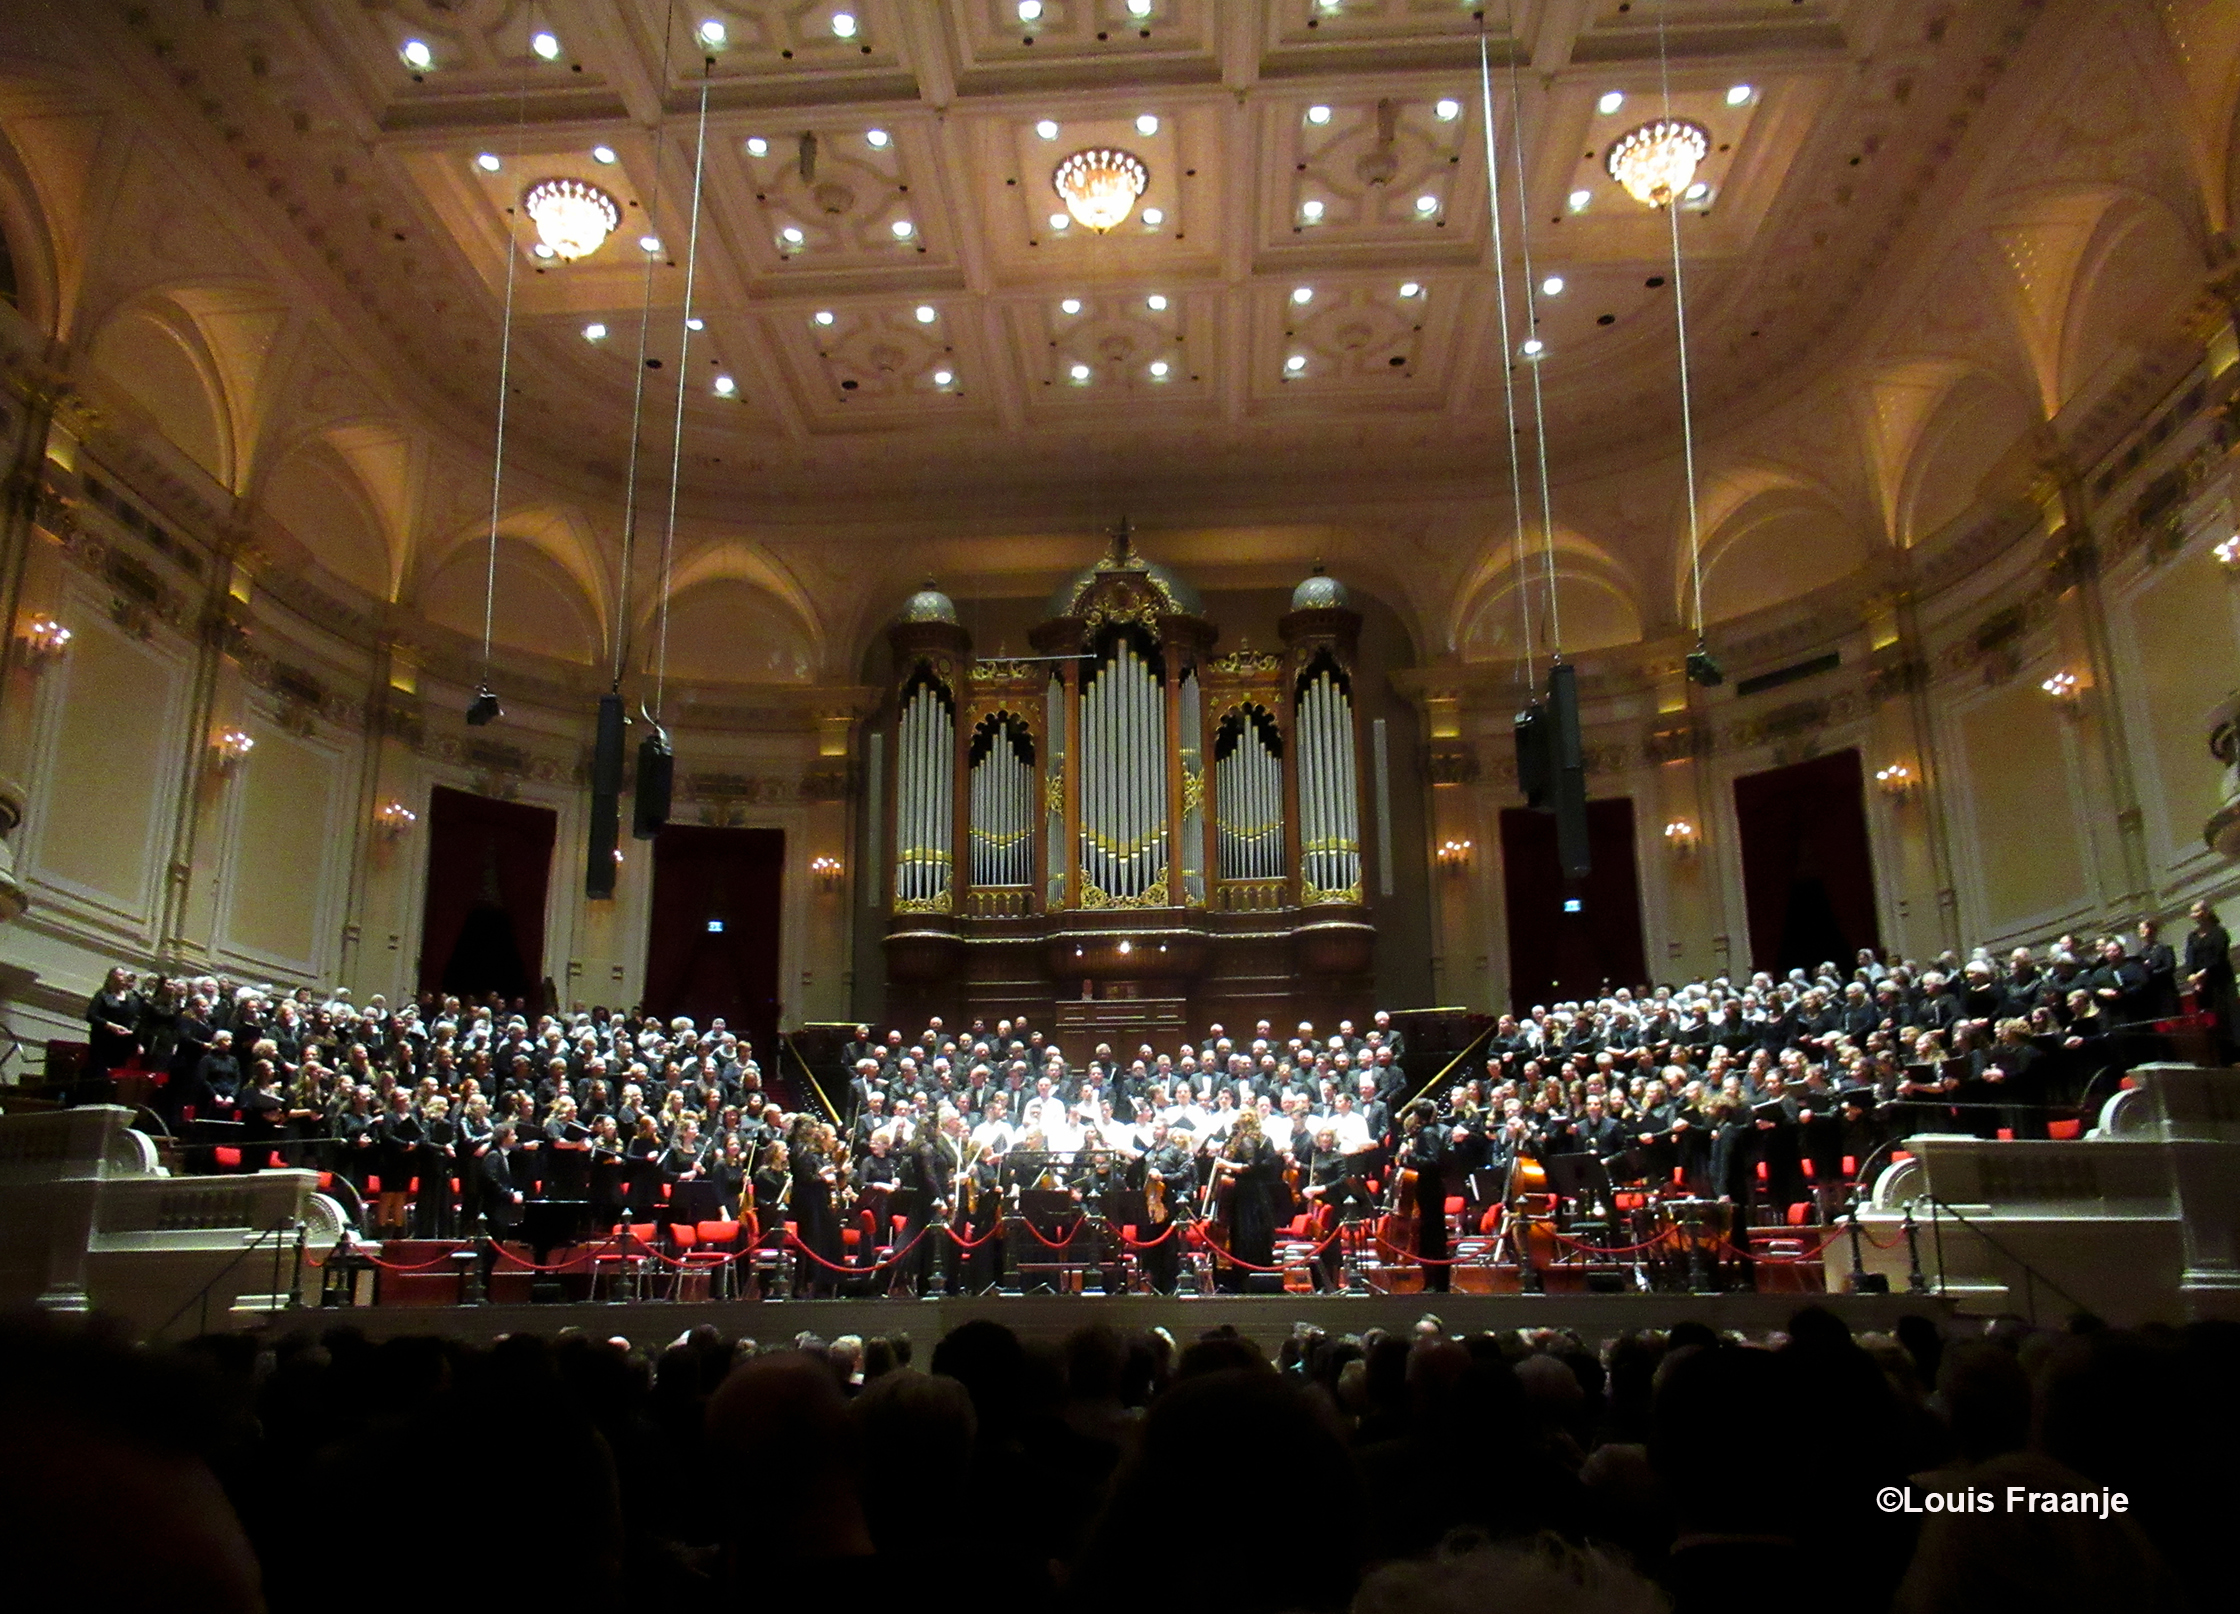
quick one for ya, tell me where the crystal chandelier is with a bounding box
[1605,118,1709,208]
[522,177,621,259]
[1053,148,1149,232]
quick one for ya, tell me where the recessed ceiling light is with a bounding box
[1049,211,1071,230]
[1541,275,1565,296]
[933,368,954,385]
[1306,104,1332,126]
[639,234,662,252]
[866,128,890,148]
[1301,199,1324,221]
[1060,297,1082,314]
[1684,181,1710,202]
[1017,0,1043,20]
[697,18,727,46]
[475,152,501,172]
[744,137,768,158]
[1597,90,1625,115]
[685,316,704,331]
[713,375,736,395]
[1568,188,1593,212]
[1149,359,1169,377]
[1415,193,1439,214]
[1140,207,1164,226]
[1146,293,1168,311]
[582,323,607,341]
[1285,354,1307,372]
[591,144,618,164]
[1128,0,1154,16]
[915,304,937,323]
[1520,338,1545,357]
[891,218,914,238]
[531,242,556,259]
[813,309,835,325]
[1136,113,1160,136]
[832,12,858,39]
[1435,98,1461,121]
[1036,118,1060,140]
[781,225,806,245]
[1291,286,1313,305]
[531,31,561,61]
[1726,83,1755,106]
[1398,281,1421,298]
[1070,362,1091,381]
[400,39,434,70]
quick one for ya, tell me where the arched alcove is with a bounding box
[259,441,394,601]
[2059,199,2204,408]
[87,304,230,486]
[1699,498,1870,624]
[1900,372,2042,545]
[645,577,819,683]
[419,537,602,666]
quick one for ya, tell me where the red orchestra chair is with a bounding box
[694,1220,743,1299]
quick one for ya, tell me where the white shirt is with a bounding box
[1331,1112,1372,1155]
[968,1118,1015,1155]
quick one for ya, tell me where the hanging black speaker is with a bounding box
[1547,661,1592,880]
[586,693,624,899]
[1513,700,1551,811]
[632,718,673,841]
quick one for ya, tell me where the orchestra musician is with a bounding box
[1139,1120,1192,1295]
[1395,1099,1450,1293]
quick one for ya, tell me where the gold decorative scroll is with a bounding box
[1301,880,1364,906]
[894,893,954,915]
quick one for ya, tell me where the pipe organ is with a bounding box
[881,542,1376,1022]
[1214,708,1284,882]
[1078,631,1169,904]
[968,714,1036,891]
[892,672,955,910]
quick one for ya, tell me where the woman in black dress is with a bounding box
[2186,899,2236,1053]
[791,1125,843,1297]
[81,966,142,1104]
[1211,1107,1281,1292]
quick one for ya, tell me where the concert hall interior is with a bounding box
[4,2,2240,1612]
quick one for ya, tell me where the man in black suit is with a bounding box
[2133,919,2179,1021]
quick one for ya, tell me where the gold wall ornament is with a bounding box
[1301,879,1364,907]
[1209,649,1282,676]
[1044,770,1065,813]
[894,892,953,915]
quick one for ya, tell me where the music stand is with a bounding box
[1543,1154,1613,1212]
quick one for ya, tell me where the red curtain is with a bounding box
[1732,748,1880,975]
[418,786,558,1005]
[642,825,786,1061]
[1499,797,1647,1008]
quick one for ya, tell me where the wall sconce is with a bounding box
[810,854,843,891]
[20,614,71,666]
[2040,670,2082,713]
[2215,533,2240,573]
[374,800,419,839]
[211,727,255,773]
[1875,762,1917,802]
[1436,838,1473,871]
[1663,819,1700,858]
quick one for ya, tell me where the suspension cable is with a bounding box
[1658,0,1708,644]
[652,54,714,722]
[1504,1,1562,661]
[612,3,679,692]
[476,54,537,689]
[1476,26,1534,693]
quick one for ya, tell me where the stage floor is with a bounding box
[300,1288,1955,1352]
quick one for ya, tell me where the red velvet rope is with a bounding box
[784,1225,930,1275]
[1546,1226,1674,1257]
[357,1246,468,1272]
[1721,1229,1841,1263]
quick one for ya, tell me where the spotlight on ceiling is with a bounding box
[531,30,561,61]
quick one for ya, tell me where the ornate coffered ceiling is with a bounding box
[87,0,2041,501]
